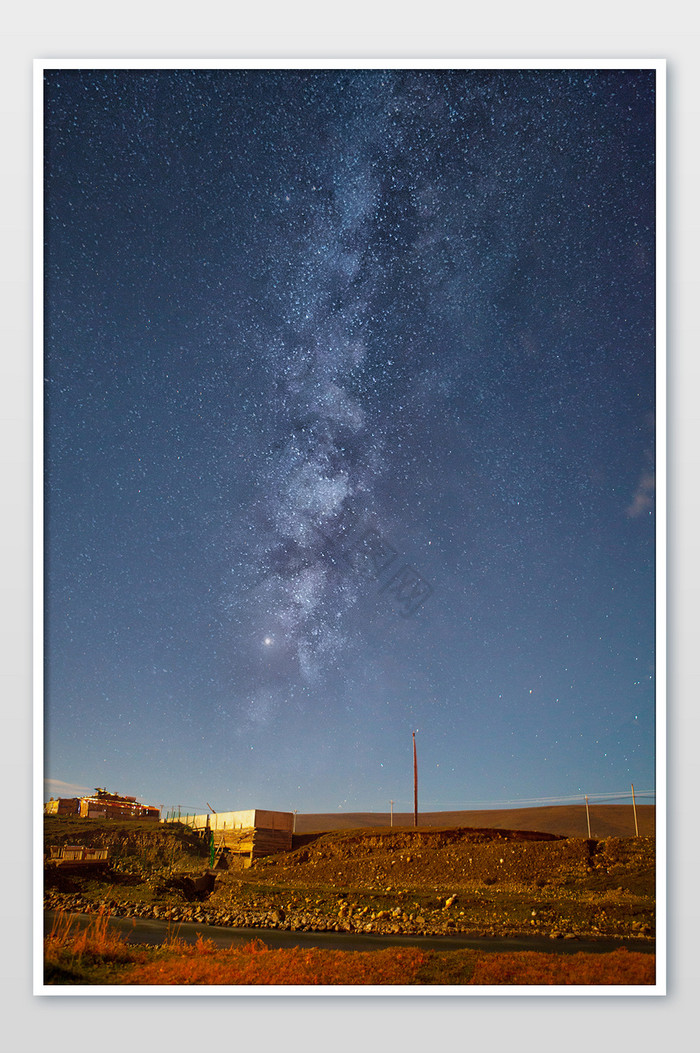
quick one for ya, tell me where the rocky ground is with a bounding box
[44,819,655,944]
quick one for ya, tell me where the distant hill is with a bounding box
[295,804,655,840]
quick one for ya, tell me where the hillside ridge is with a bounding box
[295,803,655,839]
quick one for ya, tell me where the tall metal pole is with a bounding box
[413,731,418,828]
[631,784,639,836]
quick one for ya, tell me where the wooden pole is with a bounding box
[413,731,418,828]
[585,794,591,838]
[631,784,639,836]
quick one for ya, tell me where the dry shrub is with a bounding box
[46,907,142,964]
[44,907,151,982]
[125,939,426,985]
[469,948,655,986]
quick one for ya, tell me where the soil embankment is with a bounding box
[44,813,655,945]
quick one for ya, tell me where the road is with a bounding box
[45,911,655,956]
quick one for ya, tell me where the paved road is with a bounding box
[45,911,655,956]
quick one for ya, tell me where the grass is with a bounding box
[126,939,428,985]
[44,907,152,984]
[469,948,654,985]
[44,909,655,986]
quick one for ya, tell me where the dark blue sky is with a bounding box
[43,67,656,815]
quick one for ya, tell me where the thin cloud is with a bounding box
[626,471,655,517]
[44,778,92,798]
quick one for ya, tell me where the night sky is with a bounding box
[43,67,657,817]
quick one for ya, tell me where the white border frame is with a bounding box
[34,57,666,997]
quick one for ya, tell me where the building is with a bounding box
[45,789,160,821]
[44,797,80,817]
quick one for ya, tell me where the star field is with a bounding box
[43,68,657,815]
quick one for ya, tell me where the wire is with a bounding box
[388,790,656,809]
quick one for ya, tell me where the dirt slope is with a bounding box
[44,816,655,942]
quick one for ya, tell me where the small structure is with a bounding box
[165,808,294,864]
[46,845,110,868]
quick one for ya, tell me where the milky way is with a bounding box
[240,76,406,687]
[44,68,657,812]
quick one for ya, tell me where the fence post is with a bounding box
[631,784,639,836]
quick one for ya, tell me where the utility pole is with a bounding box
[631,784,639,836]
[390,800,394,828]
[413,731,418,829]
[584,794,591,838]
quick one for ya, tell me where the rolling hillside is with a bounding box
[295,803,655,839]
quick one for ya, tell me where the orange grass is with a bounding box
[124,938,654,987]
[126,937,427,985]
[44,908,150,982]
[468,948,655,985]
[45,907,143,964]
[44,912,655,987]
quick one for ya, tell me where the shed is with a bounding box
[167,808,294,862]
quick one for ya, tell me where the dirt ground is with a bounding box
[43,816,655,944]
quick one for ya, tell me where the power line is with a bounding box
[387,790,656,809]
